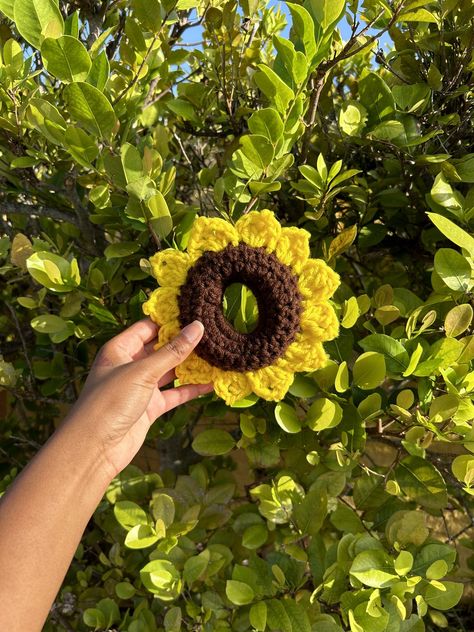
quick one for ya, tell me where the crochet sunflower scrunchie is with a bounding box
[142,210,340,405]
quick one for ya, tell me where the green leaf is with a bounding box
[140,560,182,601]
[339,100,367,136]
[394,550,414,576]
[114,500,149,530]
[0,0,15,20]
[225,579,255,605]
[309,0,345,29]
[444,304,473,337]
[426,559,449,581]
[334,361,349,392]
[249,601,267,631]
[104,242,140,259]
[115,582,136,600]
[427,212,474,257]
[64,82,117,140]
[31,314,68,334]
[14,0,64,49]
[353,352,386,390]
[359,334,409,374]
[254,64,294,113]
[287,3,316,62]
[248,108,284,145]
[124,524,159,549]
[274,402,302,434]
[41,35,91,82]
[434,248,472,292]
[424,581,463,611]
[146,192,173,239]
[242,524,268,549]
[350,549,398,588]
[151,493,175,527]
[83,608,106,629]
[192,429,235,456]
[396,456,448,509]
[358,72,395,125]
[306,398,343,431]
[87,50,110,91]
[164,607,182,632]
[240,134,275,169]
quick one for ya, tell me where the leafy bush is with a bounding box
[1,0,474,630]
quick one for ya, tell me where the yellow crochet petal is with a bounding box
[275,226,311,274]
[300,301,339,342]
[187,216,239,259]
[248,364,294,401]
[213,370,252,406]
[175,353,215,384]
[150,249,191,287]
[280,338,328,373]
[298,258,340,301]
[142,287,179,325]
[235,209,281,252]
[154,320,181,349]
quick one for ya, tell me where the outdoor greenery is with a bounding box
[1,0,474,630]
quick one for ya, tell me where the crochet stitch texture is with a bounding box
[142,210,340,405]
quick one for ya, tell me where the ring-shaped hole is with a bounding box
[222,282,259,334]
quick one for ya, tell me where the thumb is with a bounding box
[138,320,205,383]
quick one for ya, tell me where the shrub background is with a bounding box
[0,0,474,630]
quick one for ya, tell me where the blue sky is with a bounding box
[180,1,391,52]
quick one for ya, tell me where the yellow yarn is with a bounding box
[275,226,311,274]
[248,364,294,401]
[298,259,340,301]
[150,249,191,287]
[142,287,179,324]
[187,216,238,260]
[235,209,281,252]
[176,353,215,384]
[142,211,341,406]
[213,371,252,405]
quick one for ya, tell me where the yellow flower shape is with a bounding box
[143,211,340,405]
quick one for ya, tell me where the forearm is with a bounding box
[0,417,112,632]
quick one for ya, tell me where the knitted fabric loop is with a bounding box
[178,243,302,372]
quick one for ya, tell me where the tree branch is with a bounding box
[1,201,76,224]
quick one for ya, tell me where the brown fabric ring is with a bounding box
[178,243,302,372]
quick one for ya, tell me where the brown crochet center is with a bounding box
[178,243,303,372]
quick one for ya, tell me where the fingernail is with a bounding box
[181,320,204,343]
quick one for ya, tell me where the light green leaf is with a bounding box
[396,456,448,509]
[444,304,473,337]
[249,601,267,631]
[225,579,255,605]
[124,524,159,549]
[14,0,64,49]
[140,560,182,601]
[424,581,463,610]
[0,0,15,20]
[434,248,472,292]
[353,352,386,390]
[31,314,68,334]
[240,134,275,169]
[64,82,117,140]
[274,402,302,434]
[104,242,140,259]
[146,192,173,238]
[339,100,367,136]
[242,524,268,549]
[360,334,409,374]
[192,429,235,456]
[114,500,149,530]
[306,398,343,431]
[427,212,474,257]
[248,108,284,145]
[350,549,398,588]
[41,35,91,82]
[309,0,345,29]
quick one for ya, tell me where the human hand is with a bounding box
[62,318,213,480]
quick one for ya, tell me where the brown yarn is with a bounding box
[178,243,302,372]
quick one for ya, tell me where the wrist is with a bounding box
[54,412,117,486]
